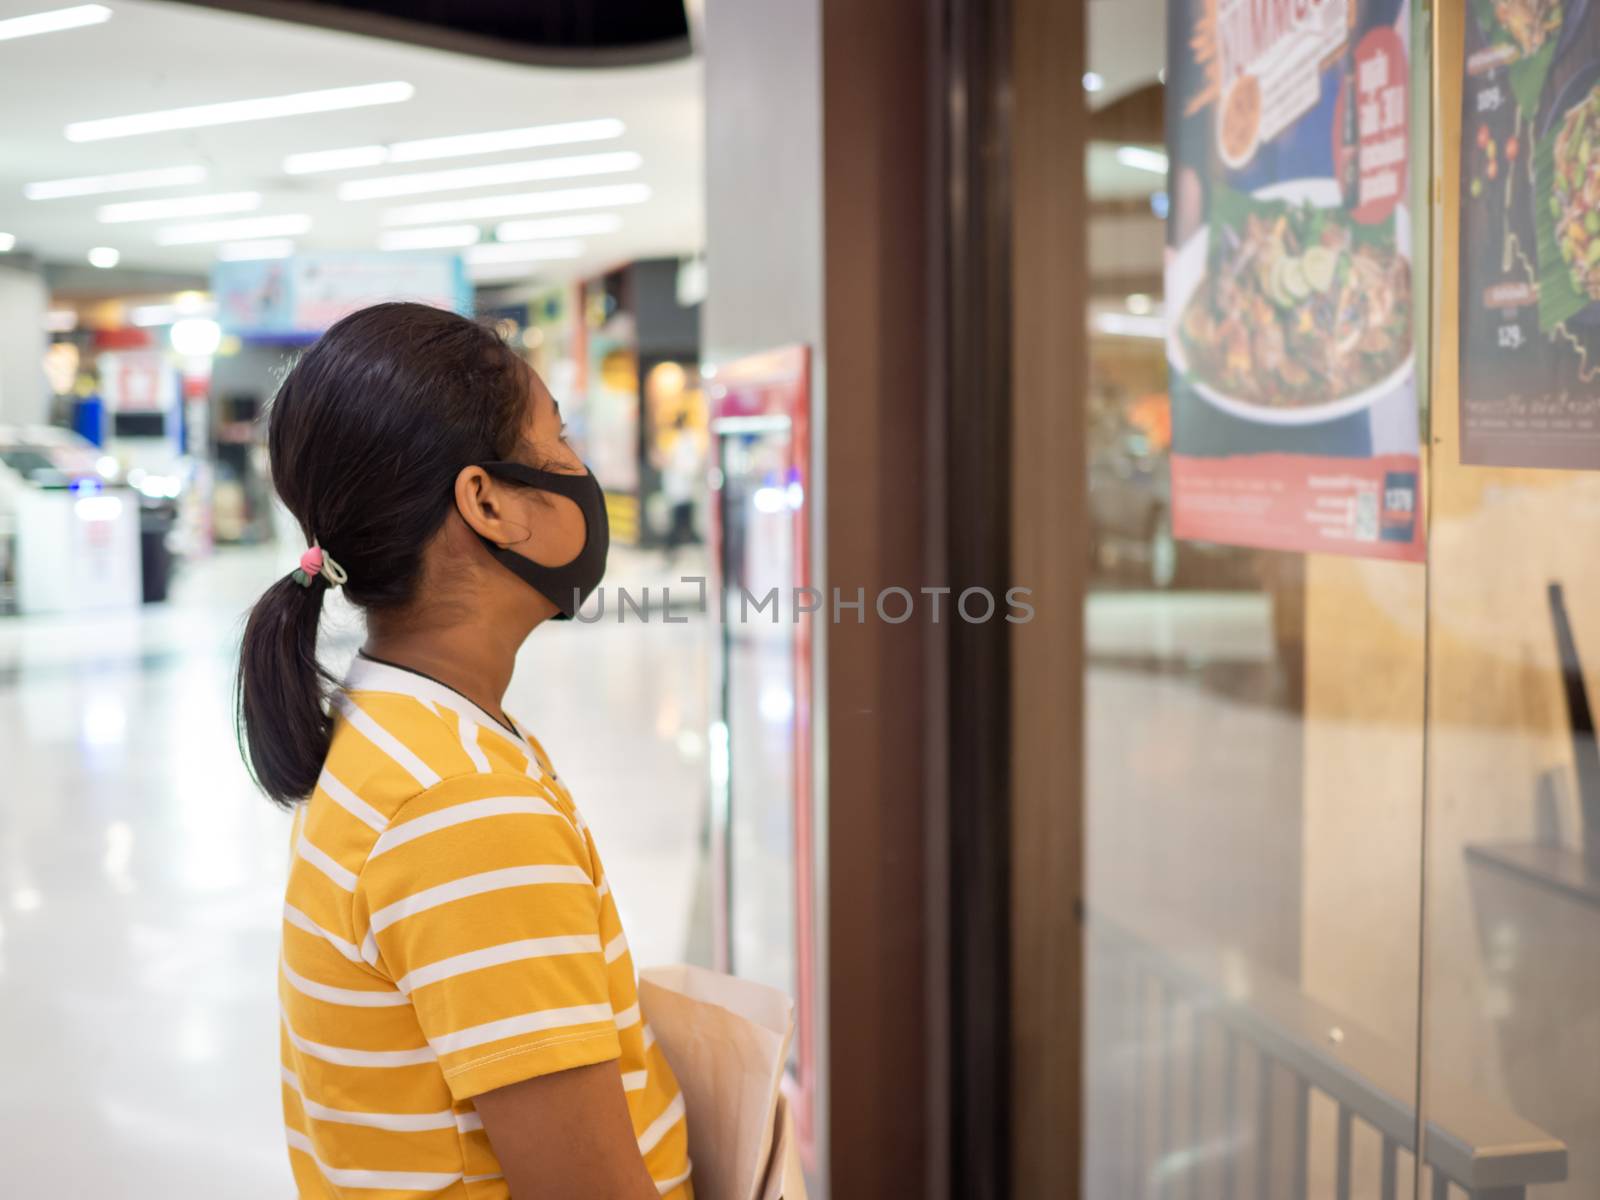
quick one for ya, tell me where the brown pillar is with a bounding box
[820,0,933,1195]
[1010,0,1087,1194]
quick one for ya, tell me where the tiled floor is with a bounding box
[0,544,712,1197]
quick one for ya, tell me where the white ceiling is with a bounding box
[0,0,704,285]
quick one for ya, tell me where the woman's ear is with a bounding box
[454,466,517,546]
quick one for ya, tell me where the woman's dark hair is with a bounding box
[236,302,532,807]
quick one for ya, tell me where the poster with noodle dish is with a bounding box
[1460,0,1600,469]
[1165,0,1424,559]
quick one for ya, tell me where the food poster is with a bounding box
[1166,0,1425,559]
[1461,0,1600,469]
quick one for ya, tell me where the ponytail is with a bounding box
[236,573,334,808]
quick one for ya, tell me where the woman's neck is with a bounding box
[362,622,523,728]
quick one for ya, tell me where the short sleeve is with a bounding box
[353,771,622,1101]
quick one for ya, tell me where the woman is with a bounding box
[237,302,691,1199]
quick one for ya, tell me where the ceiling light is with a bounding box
[0,233,14,253]
[383,183,651,227]
[391,118,625,163]
[1083,71,1105,93]
[0,4,110,42]
[466,240,585,265]
[130,296,213,327]
[338,151,642,201]
[495,213,624,242]
[1116,146,1170,175]
[97,191,261,224]
[26,165,207,200]
[282,118,626,175]
[216,238,295,261]
[171,318,223,358]
[66,81,415,143]
[282,145,388,175]
[157,214,311,246]
[87,246,120,268]
[377,225,481,251]
[1091,311,1163,339]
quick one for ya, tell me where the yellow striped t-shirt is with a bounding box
[279,655,692,1198]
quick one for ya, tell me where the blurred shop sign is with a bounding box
[212,253,470,338]
[99,351,177,414]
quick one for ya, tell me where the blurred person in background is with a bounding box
[658,409,703,567]
[236,302,691,1199]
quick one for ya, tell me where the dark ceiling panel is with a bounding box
[171,0,693,66]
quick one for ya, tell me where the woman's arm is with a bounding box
[476,1060,663,1200]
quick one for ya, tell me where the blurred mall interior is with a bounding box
[3,0,1600,1197]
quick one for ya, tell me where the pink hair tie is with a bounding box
[291,542,348,589]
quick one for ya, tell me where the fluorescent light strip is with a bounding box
[0,4,110,42]
[495,213,624,242]
[217,238,295,261]
[377,225,481,251]
[67,81,415,143]
[1091,311,1164,339]
[130,300,214,328]
[157,214,311,246]
[283,118,625,175]
[26,165,207,200]
[466,239,584,265]
[391,118,625,163]
[383,183,651,228]
[98,191,261,224]
[1116,146,1169,175]
[339,151,641,201]
[283,145,388,175]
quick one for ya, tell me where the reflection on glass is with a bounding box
[719,429,799,1005]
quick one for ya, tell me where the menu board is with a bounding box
[1166,0,1424,560]
[1460,0,1600,469]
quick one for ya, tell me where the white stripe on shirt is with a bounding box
[368,865,592,934]
[622,1069,649,1092]
[317,769,387,832]
[285,1127,460,1191]
[656,1162,694,1194]
[297,833,357,892]
[613,1002,641,1031]
[637,1092,687,1156]
[333,695,441,788]
[283,1017,436,1068]
[283,903,362,963]
[397,934,602,994]
[282,1068,454,1131]
[281,961,407,1008]
[369,796,561,860]
[459,711,491,772]
[604,932,629,963]
[429,1002,615,1057]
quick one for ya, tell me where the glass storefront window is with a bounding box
[1077,2,1580,1196]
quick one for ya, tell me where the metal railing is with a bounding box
[1087,915,1567,1200]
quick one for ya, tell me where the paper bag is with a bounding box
[759,1092,808,1200]
[638,964,801,1200]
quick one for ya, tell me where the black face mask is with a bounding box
[477,461,610,619]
